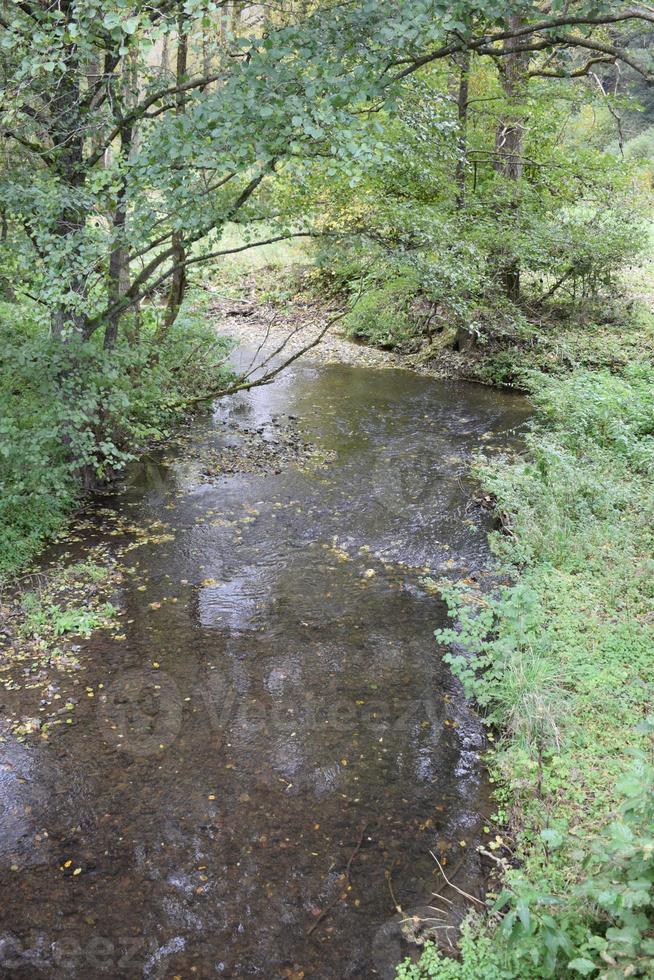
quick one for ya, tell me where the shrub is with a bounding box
[397,722,654,978]
[0,295,234,578]
[344,274,420,347]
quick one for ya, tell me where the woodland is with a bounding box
[1,3,654,978]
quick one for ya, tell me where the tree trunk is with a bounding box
[104,46,142,348]
[493,14,528,302]
[163,13,188,331]
[105,123,133,350]
[454,49,470,209]
[50,61,87,340]
[0,209,15,300]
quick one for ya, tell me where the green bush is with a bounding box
[623,127,654,164]
[344,274,420,347]
[396,929,504,979]
[0,295,234,578]
[398,722,654,979]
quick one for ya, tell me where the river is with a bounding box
[0,351,528,978]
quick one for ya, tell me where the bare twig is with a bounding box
[174,279,365,409]
[307,822,369,937]
[385,864,403,913]
[431,855,466,897]
[429,851,485,907]
[241,309,279,377]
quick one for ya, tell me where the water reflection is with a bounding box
[0,357,528,978]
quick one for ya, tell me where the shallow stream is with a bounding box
[0,353,528,978]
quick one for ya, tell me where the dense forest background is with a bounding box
[1,3,654,978]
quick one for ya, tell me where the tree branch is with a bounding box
[1,129,53,164]
[86,71,225,168]
[85,163,276,335]
[528,55,616,79]
[172,302,353,409]
[392,7,654,81]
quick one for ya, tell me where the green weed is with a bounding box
[404,365,654,978]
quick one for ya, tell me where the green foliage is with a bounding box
[423,366,654,977]
[398,727,654,978]
[297,55,649,355]
[344,274,420,347]
[20,590,116,639]
[622,127,654,165]
[578,718,654,977]
[0,296,233,578]
[437,581,565,755]
[396,930,505,979]
[17,558,119,645]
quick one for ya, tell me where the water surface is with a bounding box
[0,355,528,978]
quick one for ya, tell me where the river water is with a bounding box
[0,353,528,978]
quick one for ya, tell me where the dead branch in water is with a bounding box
[431,855,466,897]
[174,303,352,410]
[429,851,485,907]
[306,822,369,937]
[172,271,370,411]
[385,862,402,913]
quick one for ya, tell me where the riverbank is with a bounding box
[0,298,237,583]
[206,263,654,390]
[408,362,654,978]
[204,271,508,385]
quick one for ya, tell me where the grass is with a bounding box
[202,221,311,272]
[473,299,654,387]
[391,222,654,980]
[399,340,654,976]
[14,559,119,644]
[0,554,122,742]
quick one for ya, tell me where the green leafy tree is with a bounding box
[3,1,654,343]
